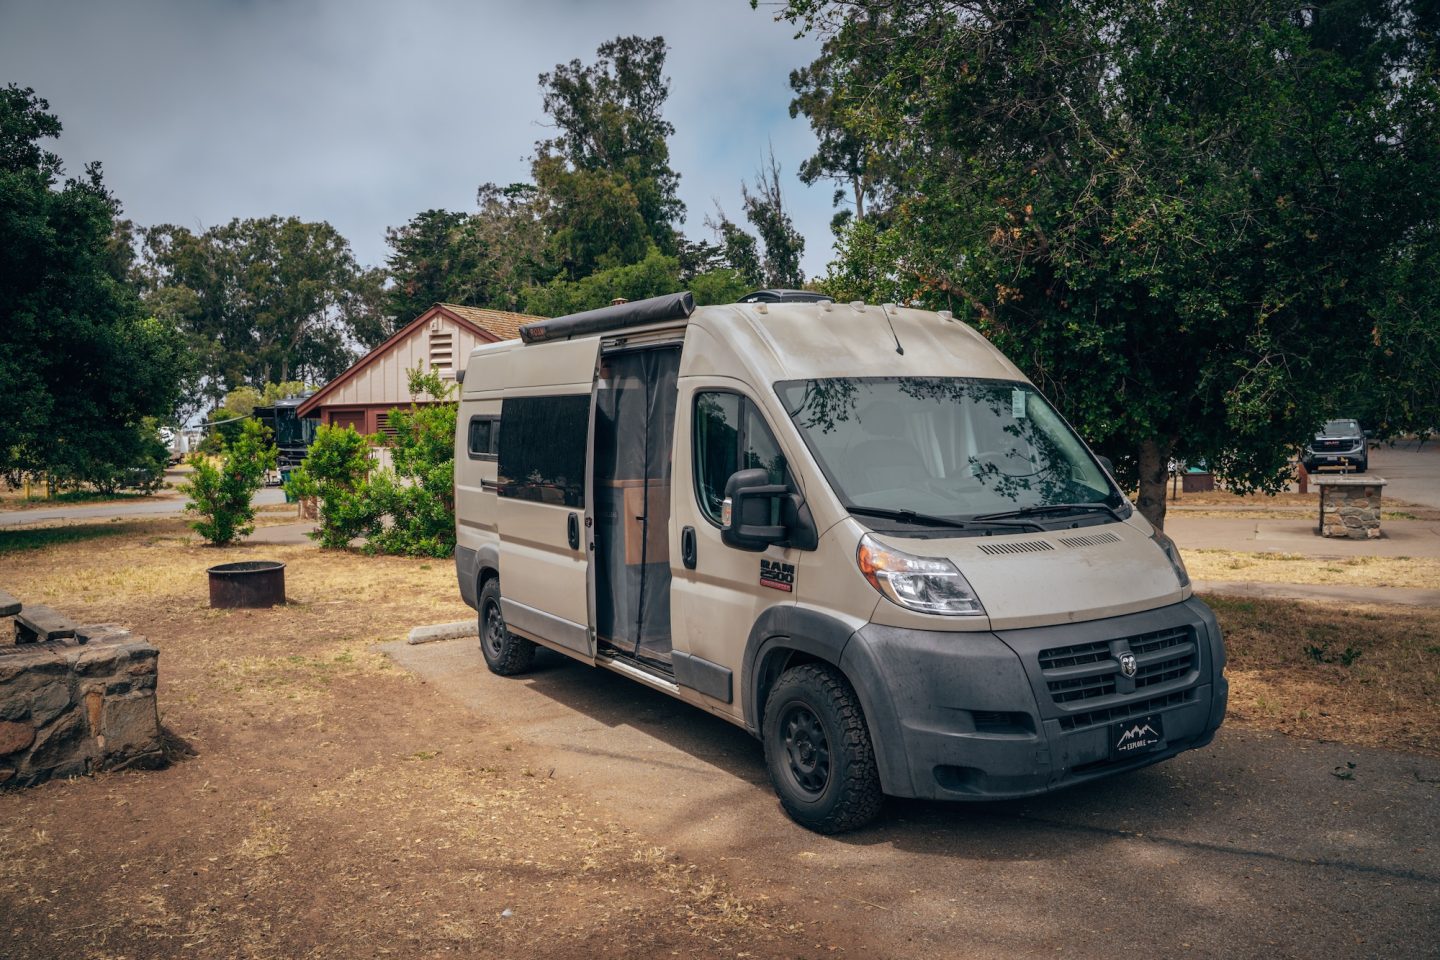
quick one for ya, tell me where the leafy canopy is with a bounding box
[0,84,187,489]
[775,0,1440,527]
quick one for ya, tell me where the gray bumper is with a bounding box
[844,598,1227,801]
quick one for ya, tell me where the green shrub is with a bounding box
[288,367,458,557]
[181,419,277,545]
[285,423,379,549]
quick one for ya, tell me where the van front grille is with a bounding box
[1057,689,1197,732]
[1038,625,1199,711]
[1039,641,1110,671]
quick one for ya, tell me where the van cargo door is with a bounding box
[495,337,601,660]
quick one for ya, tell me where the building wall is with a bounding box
[319,315,488,408]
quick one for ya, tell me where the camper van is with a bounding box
[453,292,1227,833]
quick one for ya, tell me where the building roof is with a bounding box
[297,303,545,417]
[437,303,542,342]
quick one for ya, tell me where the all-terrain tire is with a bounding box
[762,662,884,834]
[478,577,536,676]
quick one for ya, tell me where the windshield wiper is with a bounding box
[974,501,1126,523]
[847,505,1042,532]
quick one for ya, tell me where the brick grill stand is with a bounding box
[1314,476,1387,540]
[0,627,162,788]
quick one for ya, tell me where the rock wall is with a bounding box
[0,627,163,788]
[1319,481,1385,540]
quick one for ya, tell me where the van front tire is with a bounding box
[478,578,536,676]
[762,663,883,834]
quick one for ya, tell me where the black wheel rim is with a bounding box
[780,702,831,797]
[482,598,506,659]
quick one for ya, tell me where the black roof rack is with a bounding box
[519,291,695,344]
[736,289,834,304]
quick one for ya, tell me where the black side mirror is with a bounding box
[721,468,788,551]
[1097,455,1115,476]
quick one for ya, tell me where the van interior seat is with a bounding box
[848,401,932,494]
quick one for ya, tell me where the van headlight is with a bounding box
[1150,528,1191,588]
[856,534,985,616]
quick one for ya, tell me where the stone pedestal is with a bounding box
[0,627,162,788]
[1315,476,1387,539]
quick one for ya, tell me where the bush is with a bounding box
[284,423,379,549]
[181,419,277,545]
[289,367,458,557]
[365,369,456,557]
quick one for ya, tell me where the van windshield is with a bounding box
[776,377,1124,526]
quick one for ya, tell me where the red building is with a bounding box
[297,303,541,436]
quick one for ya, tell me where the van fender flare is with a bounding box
[457,544,500,611]
[741,607,910,796]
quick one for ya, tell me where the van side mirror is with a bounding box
[1097,455,1115,476]
[721,468,788,551]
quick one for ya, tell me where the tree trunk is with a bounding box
[1135,438,1173,531]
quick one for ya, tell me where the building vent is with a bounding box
[429,330,454,376]
[1058,532,1123,549]
[375,412,399,440]
[977,540,1056,556]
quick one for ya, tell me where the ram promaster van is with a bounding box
[454,292,1227,833]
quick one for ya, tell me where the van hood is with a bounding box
[867,517,1187,631]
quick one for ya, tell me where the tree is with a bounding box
[181,418,277,546]
[139,216,382,408]
[379,184,555,332]
[789,26,901,231]
[0,85,187,489]
[533,36,685,277]
[705,150,806,290]
[740,149,805,288]
[776,0,1440,528]
[523,247,683,317]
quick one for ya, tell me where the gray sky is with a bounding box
[0,0,836,278]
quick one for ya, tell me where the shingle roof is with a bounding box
[437,303,545,342]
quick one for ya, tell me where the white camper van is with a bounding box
[454,291,1227,833]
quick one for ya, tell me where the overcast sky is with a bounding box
[0,0,836,278]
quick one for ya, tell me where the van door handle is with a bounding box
[567,513,580,550]
[681,525,697,570]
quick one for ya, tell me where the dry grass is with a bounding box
[1207,595,1440,755]
[1183,549,1440,589]
[0,518,814,960]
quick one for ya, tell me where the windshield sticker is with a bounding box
[1012,389,1027,419]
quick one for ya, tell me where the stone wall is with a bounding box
[0,627,163,788]
[1318,479,1386,540]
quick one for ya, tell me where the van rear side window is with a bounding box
[498,395,589,507]
[467,416,499,460]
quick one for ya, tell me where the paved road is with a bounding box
[1166,515,1440,557]
[387,638,1440,960]
[0,487,286,527]
[1353,439,1439,509]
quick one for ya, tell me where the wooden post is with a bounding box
[1296,462,1309,495]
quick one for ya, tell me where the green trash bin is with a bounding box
[280,469,296,503]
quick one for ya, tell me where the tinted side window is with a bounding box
[498,396,589,507]
[467,415,499,459]
[693,391,788,525]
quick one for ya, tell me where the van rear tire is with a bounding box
[478,578,536,676]
[762,663,883,834]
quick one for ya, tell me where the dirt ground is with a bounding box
[0,520,819,958]
[1,519,1436,958]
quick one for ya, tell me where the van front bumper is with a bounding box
[841,598,1227,801]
